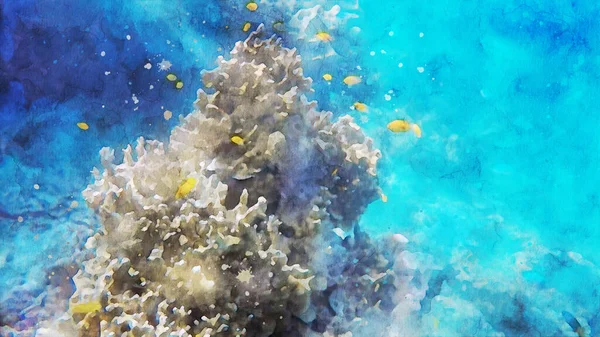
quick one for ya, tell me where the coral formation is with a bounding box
[41,26,402,337]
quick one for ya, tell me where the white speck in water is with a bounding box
[419,32,424,38]
[104,71,110,75]
[144,63,152,70]
[126,35,131,40]
[389,31,394,36]
[17,216,23,223]
[356,65,362,70]
[384,94,391,101]
[370,51,375,56]
[100,51,106,57]
[149,85,154,90]
[157,59,172,71]
[33,184,39,190]
[398,62,404,68]
[380,49,387,54]
[245,291,250,296]
[132,94,139,104]
[102,105,105,108]
[417,67,425,73]
[166,40,171,44]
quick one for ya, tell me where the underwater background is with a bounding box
[1,0,599,336]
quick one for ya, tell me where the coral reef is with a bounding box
[37,26,404,337]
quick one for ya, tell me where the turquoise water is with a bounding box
[1,0,599,336]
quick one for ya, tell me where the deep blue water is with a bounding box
[1,0,599,336]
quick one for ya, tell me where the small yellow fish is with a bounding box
[70,301,102,314]
[331,168,338,176]
[230,135,244,145]
[315,31,333,42]
[322,73,332,81]
[343,75,361,86]
[175,81,184,89]
[166,73,177,81]
[387,120,411,133]
[243,22,252,32]
[77,122,89,130]
[246,2,258,11]
[388,120,423,138]
[163,110,173,120]
[175,178,197,199]
[411,123,422,138]
[353,102,368,112]
[381,192,388,203]
[433,317,440,330]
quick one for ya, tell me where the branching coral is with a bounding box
[53,25,400,337]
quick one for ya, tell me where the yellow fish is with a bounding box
[315,31,333,42]
[353,102,368,112]
[322,73,332,81]
[331,168,338,176]
[70,301,102,314]
[380,192,388,203]
[175,178,197,199]
[230,135,244,145]
[77,122,89,130]
[243,22,252,32]
[387,120,411,133]
[175,81,184,89]
[388,120,423,138]
[343,75,361,86]
[166,73,177,82]
[411,123,422,138]
[246,2,258,11]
